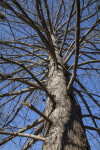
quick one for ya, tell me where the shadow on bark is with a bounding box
[61,94,90,150]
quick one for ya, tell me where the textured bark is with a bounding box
[42,48,90,149]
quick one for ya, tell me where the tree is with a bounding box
[0,0,100,149]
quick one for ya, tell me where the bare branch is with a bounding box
[64,19,100,63]
[74,88,100,136]
[82,115,100,120]
[0,87,34,97]
[75,79,100,107]
[22,123,44,150]
[68,60,100,70]
[22,102,53,125]
[0,118,44,146]
[67,0,80,94]
[0,131,45,141]
[60,0,75,53]
[84,126,100,132]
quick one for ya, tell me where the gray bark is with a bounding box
[42,38,90,149]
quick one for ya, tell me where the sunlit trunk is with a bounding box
[42,50,90,150]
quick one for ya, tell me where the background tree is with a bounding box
[0,0,100,149]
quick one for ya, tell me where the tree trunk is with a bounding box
[42,48,90,149]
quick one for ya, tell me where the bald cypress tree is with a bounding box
[0,0,100,149]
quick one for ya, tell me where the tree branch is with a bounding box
[0,87,34,97]
[69,60,100,70]
[0,55,56,105]
[0,131,45,141]
[67,0,80,94]
[0,118,44,146]
[22,102,53,125]
[84,126,100,132]
[75,79,100,107]
[60,0,75,53]
[82,115,100,120]
[64,19,100,63]
[74,88,100,136]
[22,123,44,150]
